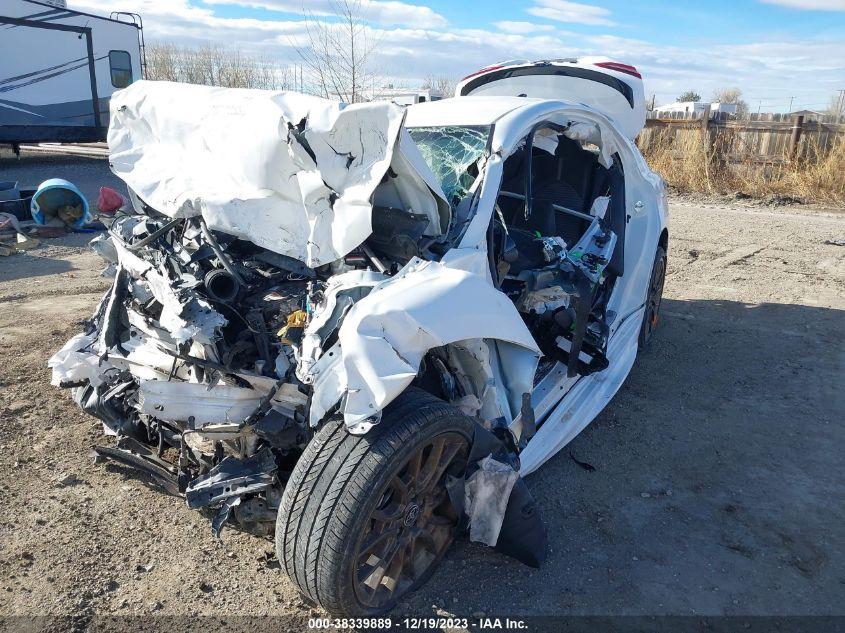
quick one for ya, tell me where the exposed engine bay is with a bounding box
[52,194,457,536]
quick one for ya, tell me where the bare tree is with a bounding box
[146,42,179,82]
[827,92,845,121]
[421,75,458,98]
[292,0,378,103]
[145,42,292,90]
[677,90,701,102]
[712,87,749,118]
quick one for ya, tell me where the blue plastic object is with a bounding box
[30,178,92,228]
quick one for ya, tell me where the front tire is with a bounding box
[639,245,667,347]
[275,388,474,616]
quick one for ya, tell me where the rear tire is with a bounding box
[275,388,474,616]
[639,245,666,347]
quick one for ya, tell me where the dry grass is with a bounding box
[639,129,845,206]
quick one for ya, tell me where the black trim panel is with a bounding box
[17,0,142,27]
[0,15,85,32]
[0,124,105,143]
[459,64,635,108]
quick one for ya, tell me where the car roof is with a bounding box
[405,96,552,128]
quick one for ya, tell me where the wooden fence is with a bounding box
[637,108,845,164]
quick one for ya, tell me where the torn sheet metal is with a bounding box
[137,381,264,427]
[108,81,447,268]
[185,446,277,508]
[297,269,386,381]
[92,437,181,496]
[303,257,541,432]
[49,332,108,388]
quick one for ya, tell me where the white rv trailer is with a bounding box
[0,0,144,145]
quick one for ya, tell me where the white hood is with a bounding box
[108,81,447,268]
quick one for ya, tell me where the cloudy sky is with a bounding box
[73,0,845,111]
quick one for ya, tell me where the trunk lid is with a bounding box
[455,57,646,140]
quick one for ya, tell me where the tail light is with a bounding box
[594,61,641,79]
[459,64,505,82]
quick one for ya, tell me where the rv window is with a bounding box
[109,51,133,88]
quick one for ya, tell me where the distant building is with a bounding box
[654,101,738,118]
[367,88,445,106]
[789,109,826,121]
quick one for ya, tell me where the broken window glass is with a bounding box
[407,126,490,206]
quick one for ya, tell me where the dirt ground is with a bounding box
[0,153,843,627]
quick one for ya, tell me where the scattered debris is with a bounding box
[97,186,126,215]
[464,455,520,546]
[28,225,68,238]
[569,451,596,472]
[54,472,79,487]
[763,194,803,207]
[824,238,845,247]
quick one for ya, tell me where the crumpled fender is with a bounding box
[306,258,541,433]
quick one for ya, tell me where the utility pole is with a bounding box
[788,96,794,113]
[837,89,845,123]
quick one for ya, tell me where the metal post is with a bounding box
[84,28,102,132]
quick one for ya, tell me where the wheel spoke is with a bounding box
[390,474,410,504]
[426,514,454,528]
[426,486,448,508]
[362,537,403,591]
[414,525,441,554]
[383,539,410,597]
[419,438,463,493]
[406,449,423,482]
[402,533,419,582]
[371,503,403,523]
[358,527,399,562]
[417,438,446,491]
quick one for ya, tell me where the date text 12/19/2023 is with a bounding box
[308,617,529,629]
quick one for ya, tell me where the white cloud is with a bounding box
[494,20,555,34]
[70,0,842,112]
[578,33,845,110]
[72,0,305,48]
[759,0,845,9]
[526,0,615,26]
[201,0,448,27]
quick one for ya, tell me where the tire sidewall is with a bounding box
[327,405,475,615]
[639,245,667,348]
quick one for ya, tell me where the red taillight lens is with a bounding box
[594,61,641,79]
[460,64,505,82]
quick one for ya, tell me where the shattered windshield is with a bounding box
[407,126,490,206]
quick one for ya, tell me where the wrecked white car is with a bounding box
[49,58,667,616]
